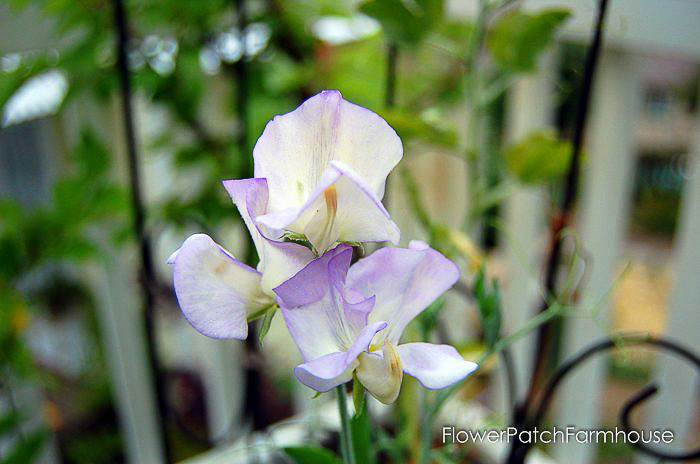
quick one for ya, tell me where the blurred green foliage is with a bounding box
[607,356,652,385]
[350,398,376,464]
[632,188,681,236]
[0,127,127,463]
[360,0,443,46]
[0,0,573,461]
[0,130,126,280]
[505,130,573,185]
[487,9,570,73]
[473,266,502,351]
[0,127,127,374]
[283,446,340,464]
[0,411,48,464]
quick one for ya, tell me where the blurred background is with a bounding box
[1,0,699,463]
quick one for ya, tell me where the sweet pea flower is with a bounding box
[169,91,404,340]
[253,90,402,254]
[275,242,478,404]
[169,179,315,339]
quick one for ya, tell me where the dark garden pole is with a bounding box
[234,0,251,179]
[112,0,171,460]
[230,0,269,431]
[385,42,398,109]
[382,42,398,209]
[523,0,610,411]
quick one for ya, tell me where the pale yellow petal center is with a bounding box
[305,186,339,254]
[356,343,403,404]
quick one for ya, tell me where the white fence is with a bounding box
[501,1,700,462]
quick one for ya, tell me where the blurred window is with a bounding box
[0,118,54,208]
[644,88,669,118]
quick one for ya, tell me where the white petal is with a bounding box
[330,95,403,199]
[223,178,315,295]
[397,343,478,390]
[276,246,355,360]
[294,352,357,393]
[172,234,271,339]
[256,162,400,253]
[293,320,388,393]
[346,245,459,344]
[253,90,402,213]
[222,178,269,256]
[255,167,342,243]
[258,239,316,295]
[325,161,400,246]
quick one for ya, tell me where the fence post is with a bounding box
[87,244,165,464]
[193,336,244,443]
[500,49,558,412]
[638,115,700,461]
[554,48,641,464]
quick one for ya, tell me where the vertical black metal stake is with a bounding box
[234,0,257,266]
[112,0,171,460]
[519,0,610,437]
[234,0,251,180]
[385,42,398,109]
[232,0,267,431]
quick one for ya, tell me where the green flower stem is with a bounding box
[420,302,566,462]
[463,0,490,232]
[336,385,356,464]
[420,389,433,464]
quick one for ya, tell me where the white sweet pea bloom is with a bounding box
[276,243,478,404]
[168,91,403,340]
[254,90,402,254]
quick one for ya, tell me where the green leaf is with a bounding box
[283,446,340,464]
[73,129,110,176]
[51,235,99,261]
[248,304,277,323]
[247,307,269,322]
[0,233,27,281]
[360,0,444,45]
[350,395,375,464]
[281,232,314,250]
[416,0,445,22]
[382,110,458,149]
[487,8,570,72]
[474,267,502,350]
[0,412,21,438]
[505,130,572,185]
[1,429,48,464]
[258,308,276,346]
[321,35,385,109]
